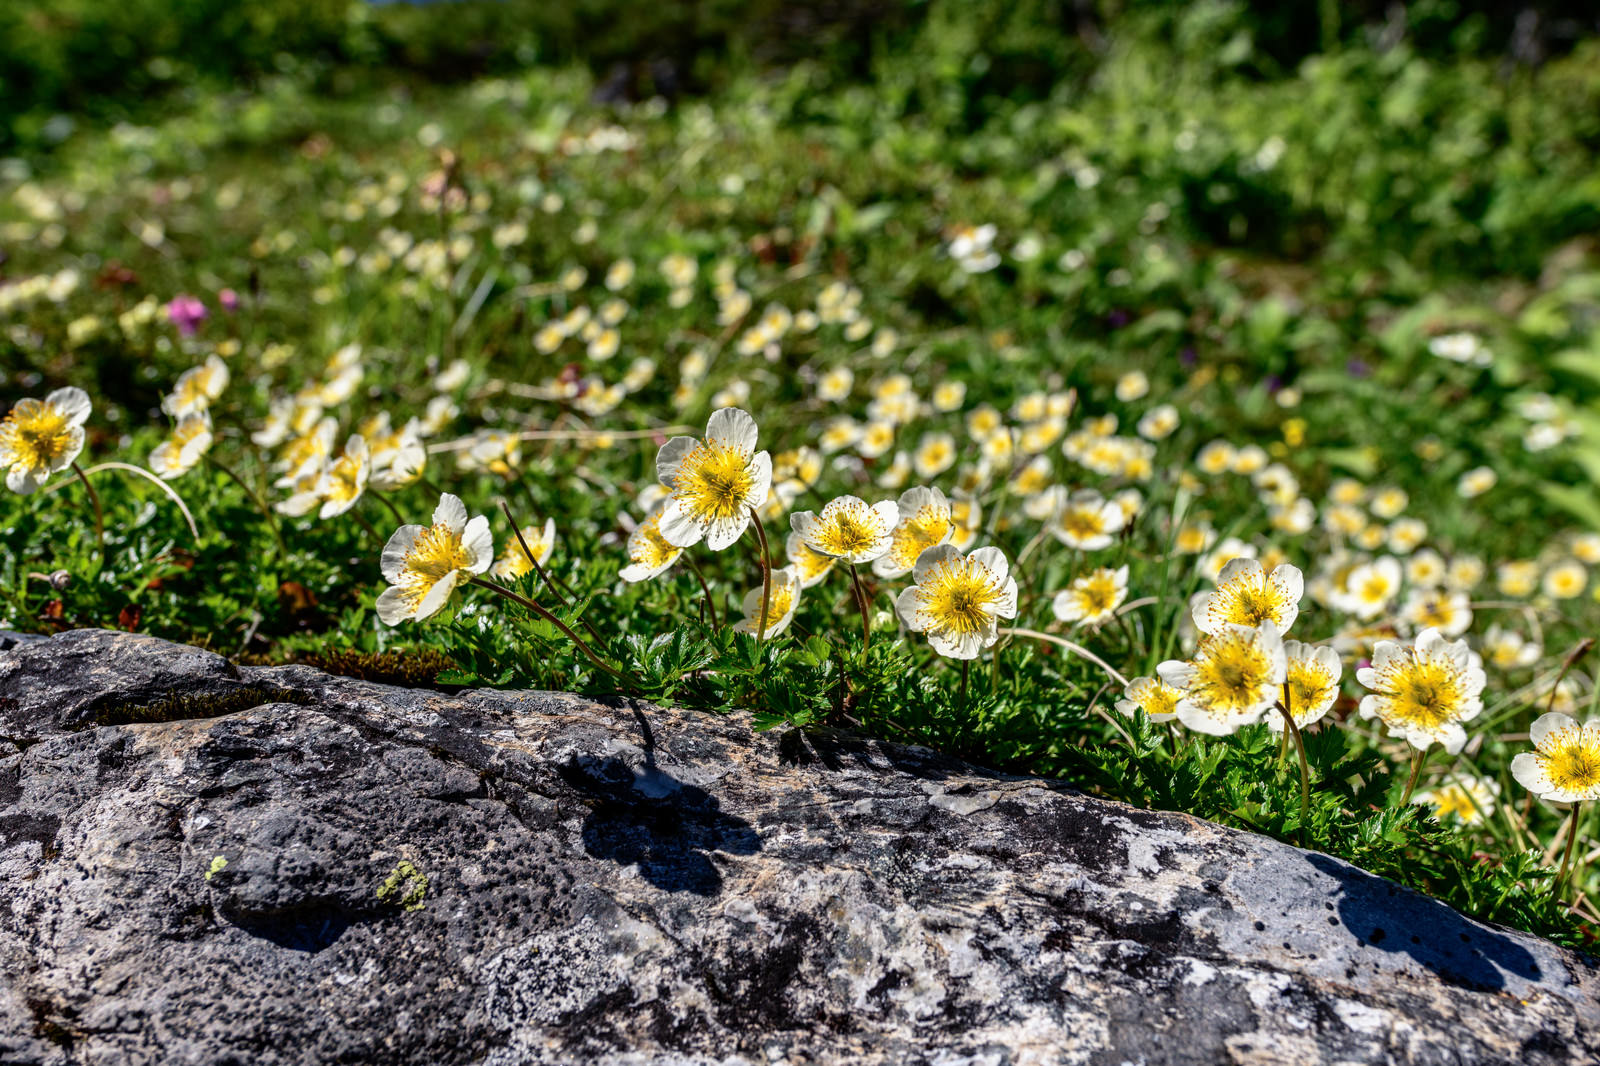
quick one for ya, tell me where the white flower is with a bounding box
[1052,566,1129,628]
[872,486,953,578]
[1400,588,1472,638]
[149,412,214,480]
[1116,676,1182,723]
[655,407,772,551]
[376,494,494,624]
[895,544,1018,660]
[1050,489,1125,551]
[0,386,91,494]
[316,435,370,519]
[1275,640,1342,732]
[1336,557,1402,620]
[1512,713,1600,804]
[791,495,899,565]
[1159,622,1287,736]
[163,355,229,417]
[619,507,683,583]
[1192,557,1304,636]
[1357,628,1485,754]
[733,566,801,639]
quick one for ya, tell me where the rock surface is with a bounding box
[0,629,1596,1065]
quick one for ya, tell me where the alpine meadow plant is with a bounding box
[6,10,1600,949]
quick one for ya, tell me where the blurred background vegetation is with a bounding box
[5,0,1600,279]
[6,1,1598,143]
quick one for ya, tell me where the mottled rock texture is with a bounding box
[0,629,1596,1065]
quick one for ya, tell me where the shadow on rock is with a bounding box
[560,755,761,896]
[225,905,371,954]
[1307,854,1541,991]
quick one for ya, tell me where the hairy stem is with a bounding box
[70,461,104,559]
[469,576,627,683]
[748,508,772,650]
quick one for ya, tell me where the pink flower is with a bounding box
[166,295,208,336]
[218,288,239,312]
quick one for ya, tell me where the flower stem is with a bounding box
[207,455,285,556]
[371,489,407,527]
[70,461,104,559]
[469,576,628,683]
[1400,747,1429,807]
[498,500,567,608]
[960,658,970,708]
[497,500,610,647]
[686,552,720,629]
[847,562,871,654]
[1556,801,1584,899]
[1277,684,1311,838]
[349,508,382,547]
[748,507,772,651]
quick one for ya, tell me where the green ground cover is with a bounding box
[5,2,1600,946]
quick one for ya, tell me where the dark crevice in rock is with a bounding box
[81,684,312,729]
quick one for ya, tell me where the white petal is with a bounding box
[380,525,422,583]
[658,500,706,549]
[6,465,40,494]
[1156,660,1195,689]
[912,543,963,584]
[46,386,92,427]
[704,513,749,552]
[894,586,925,631]
[462,515,495,573]
[869,499,900,533]
[1271,563,1305,603]
[433,492,469,531]
[375,586,413,626]
[1530,711,1578,751]
[967,545,1010,586]
[705,407,759,454]
[994,578,1019,620]
[413,570,461,622]
[1511,753,1552,798]
[746,450,773,505]
[1216,556,1264,586]
[655,436,697,486]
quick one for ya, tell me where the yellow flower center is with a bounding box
[762,582,795,621]
[887,507,950,568]
[790,541,835,582]
[675,442,754,521]
[631,518,679,569]
[1076,573,1120,614]
[1190,632,1274,714]
[1,405,74,469]
[1430,786,1481,822]
[1058,507,1104,539]
[814,510,881,557]
[325,456,364,503]
[174,377,208,410]
[1546,742,1600,793]
[1128,678,1179,718]
[1411,596,1454,628]
[1220,580,1280,627]
[1285,660,1334,715]
[397,524,472,607]
[1383,659,1465,730]
[918,562,1001,636]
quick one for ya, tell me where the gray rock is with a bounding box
[0,630,1595,1065]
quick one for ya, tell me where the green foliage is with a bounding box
[3,4,1600,950]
